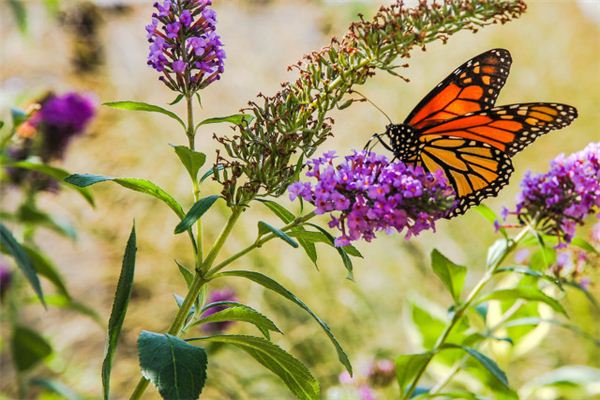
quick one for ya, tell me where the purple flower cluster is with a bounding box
[146,0,225,93]
[5,92,96,191]
[508,142,600,244]
[289,151,456,246]
[0,261,12,301]
[201,288,237,333]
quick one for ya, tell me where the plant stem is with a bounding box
[402,226,531,399]
[205,211,316,278]
[185,94,204,265]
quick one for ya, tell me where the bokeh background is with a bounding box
[1,0,599,398]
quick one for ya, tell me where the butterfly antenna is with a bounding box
[349,89,393,125]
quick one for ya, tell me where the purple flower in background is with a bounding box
[146,0,225,93]
[366,359,396,387]
[37,92,97,160]
[289,151,456,246]
[201,288,237,333]
[0,262,12,300]
[506,142,600,244]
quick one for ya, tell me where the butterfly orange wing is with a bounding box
[404,48,511,129]
[419,103,578,155]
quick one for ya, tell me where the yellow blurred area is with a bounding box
[1,1,599,398]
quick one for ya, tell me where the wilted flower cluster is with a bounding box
[146,0,225,93]
[4,92,96,191]
[289,151,456,246]
[201,288,237,333]
[506,142,600,244]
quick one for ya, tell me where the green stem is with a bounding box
[205,211,316,278]
[201,208,243,272]
[402,226,531,400]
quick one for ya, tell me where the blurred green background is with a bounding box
[1,0,599,398]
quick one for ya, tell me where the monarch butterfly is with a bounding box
[371,48,578,217]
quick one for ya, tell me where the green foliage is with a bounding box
[194,335,319,400]
[477,287,567,316]
[431,249,467,304]
[395,353,433,396]
[0,223,45,307]
[175,195,220,234]
[258,221,299,248]
[104,101,185,129]
[195,114,254,130]
[24,245,70,299]
[65,174,184,218]
[215,270,352,374]
[171,145,206,181]
[11,325,53,371]
[440,344,509,388]
[9,161,95,205]
[193,302,281,339]
[138,331,208,400]
[30,378,83,400]
[102,225,137,400]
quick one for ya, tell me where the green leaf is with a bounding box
[65,174,184,218]
[258,200,317,266]
[174,195,220,234]
[171,145,206,181]
[102,225,137,400]
[503,317,600,347]
[193,302,281,339]
[30,378,82,400]
[258,221,299,248]
[192,335,318,400]
[196,114,254,128]
[474,205,507,238]
[9,161,95,206]
[431,249,467,304]
[168,94,184,105]
[23,245,70,299]
[395,352,433,395]
[41,294,103,326]
[495,266,562,289]
[306,223,354,279]
[138,331,208,400]
[8,0,27,34]
[215,270,352,374]
[476,287,567,316]
[104,101,185,128]
[11,325,52,371]
[200,164,224,182]
[175,260,194,288]
[16,202,77,240]
[486,238,509,268]
[440,344,509,387]
[0,223,45,307]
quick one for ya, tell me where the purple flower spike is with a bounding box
[146,0,225,94]
[506,142,600,245]
[288,151,456,245]
[201,288,238,333]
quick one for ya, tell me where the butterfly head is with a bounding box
[385,123,422,163]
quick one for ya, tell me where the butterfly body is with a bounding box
[379,49,578,216]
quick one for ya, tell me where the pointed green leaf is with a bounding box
[476,287,567,316]
[23,245,70,299]
[175,195,220,234]
[486,238,509,268]
[0,223,45,307]
[168,94,184,105]
[495,266,562,289]
[8,0,27,33]
[65,174,184,218]
[104,101,185,128]
[102,225,137,400]
[431,249,467,304]
[11,325,52,371]
[191,335,318,400]
[8,161,94,206]
[138,331,208,400]
[395,352,433,395]
[171,145,206,181]
[440,344,509,387]
[258,221,298,248]
[175,260,194,288]
[215,270,352,374]
[306,223,354,279]
[200,164,224,182]
[196,114,254,128]
[193,302,281,339]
